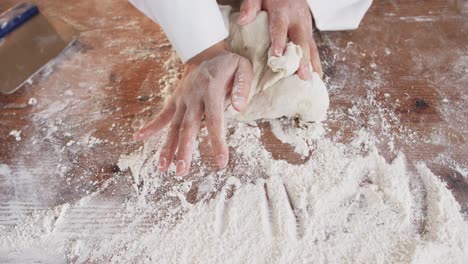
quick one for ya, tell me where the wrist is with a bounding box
[186,40,229,66]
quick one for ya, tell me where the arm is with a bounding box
[129,0,228,63]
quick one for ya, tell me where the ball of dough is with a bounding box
[225,11,329,123]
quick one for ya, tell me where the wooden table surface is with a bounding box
[0,0,467,238]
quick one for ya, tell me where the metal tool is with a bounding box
[0,3,77,94]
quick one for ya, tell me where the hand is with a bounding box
[133,41,253,176]
[237,0,323,79]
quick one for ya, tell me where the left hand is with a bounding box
[237,0,323,79]
[133,41,253,176]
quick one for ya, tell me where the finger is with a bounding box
[309,37,323,79]
[157,105,186,172]
[289,25,312,80]
[231,57,253,112]
[175,103,203,176]
[269,8,289,56]
[238,0,262,25]
[133,102,176,141]
[205,95,229,169]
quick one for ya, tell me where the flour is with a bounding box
[89,137,102,147]
[269,118,325,157]
[28,98,38,106]
[108,87,468,262]
[9,130,22,141]
[2,49,466,264]
[1,86,467,264]
[118,124,467,263]
[452,163,467,179]
[157,51,181,100]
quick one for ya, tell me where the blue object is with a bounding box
[0,3,39,39]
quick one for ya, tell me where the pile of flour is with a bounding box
[117,121,467,263]
[1,109,467,263]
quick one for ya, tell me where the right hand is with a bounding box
[133,41,253,176]
[238,0,323,79]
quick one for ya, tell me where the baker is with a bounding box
[129,0,372,176]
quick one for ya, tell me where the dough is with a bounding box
[225,11,329,122]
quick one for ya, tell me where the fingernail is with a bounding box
[238,14,247,24]
[176,160,186,175]
[273,47,283,57]
[158,158,167,170]
[233,97,246,110]
[309,63,314,75]
[216,154,227,168]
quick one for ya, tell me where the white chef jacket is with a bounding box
[129,0,373,63]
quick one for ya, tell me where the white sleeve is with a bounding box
[306,0,373,31]
[129,0,228,63]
